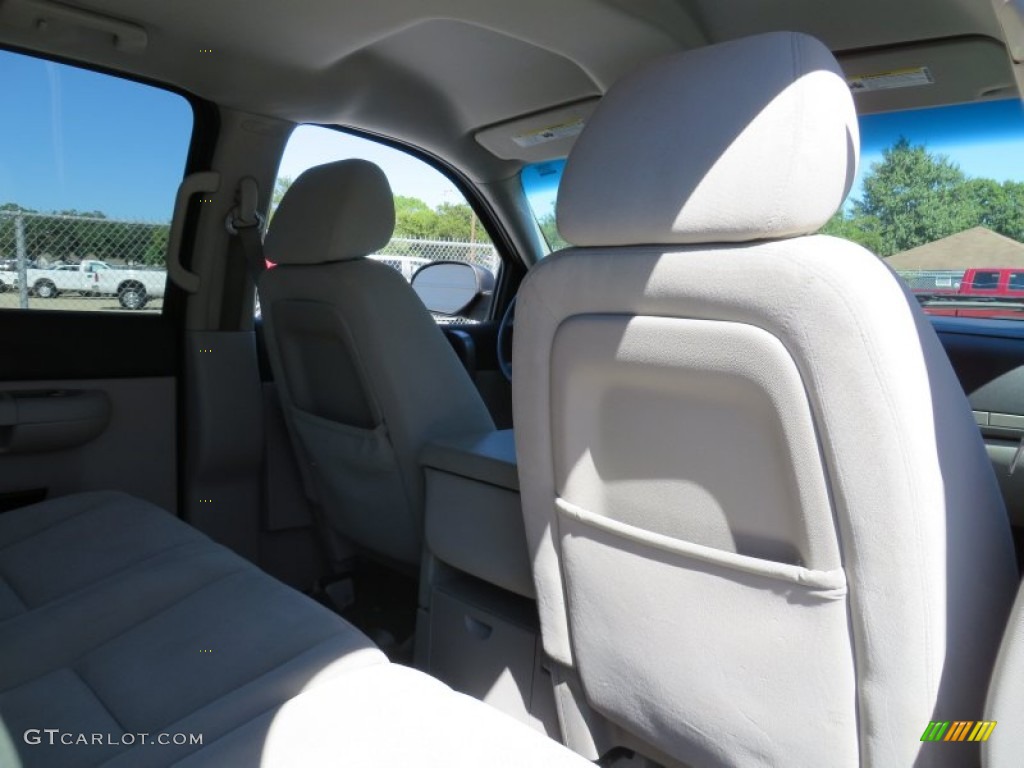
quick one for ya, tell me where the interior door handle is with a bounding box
[0,390,111,454]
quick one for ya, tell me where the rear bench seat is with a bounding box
[0,491,589,767]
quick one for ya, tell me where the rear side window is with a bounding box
[1010,273,1024,291]
[972,271,1001,290]
[270,125,499,324]
[0,50,192,313]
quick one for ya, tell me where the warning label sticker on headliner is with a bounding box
[848,67,934,93]
[512,119,585,148]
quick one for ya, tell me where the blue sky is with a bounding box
[0,50,192,221]
[277,126,463,208]
[853,98,1024,206]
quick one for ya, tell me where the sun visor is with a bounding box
[839,36,1017,114]
[474,99,600,162]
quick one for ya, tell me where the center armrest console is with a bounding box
[418,429,558,738]
[420,429,534,598]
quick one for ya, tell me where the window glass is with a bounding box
[1010,273,1024,291]
[972,271,1001,290]
[520,159,568,252]
[521,99,1024,319]
[270,126,498,323]
[0,50,192,313]
[824,99,1024,319]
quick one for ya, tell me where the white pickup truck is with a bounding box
[26,259,166,309]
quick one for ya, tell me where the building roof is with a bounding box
[884,227,1024,269]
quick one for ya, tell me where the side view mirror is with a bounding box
[411,261,494,320]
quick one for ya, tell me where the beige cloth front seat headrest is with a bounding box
[265,158,395,264]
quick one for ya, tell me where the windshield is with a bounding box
[521,98,1024,319]
[521,159,568,251]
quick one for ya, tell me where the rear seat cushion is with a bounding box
[0,492,385,767]
[0,492,591,767]
[174,664,588,767]
[0,491,203,615]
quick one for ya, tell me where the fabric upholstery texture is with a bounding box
[173,664,579,767]
[0,491,590,767]
[422,430,535,597]
[259,160,495,564]
[513,30,1018,768]
[984,578,1024,768]
[556,31,858,247]
[264,159,395,265]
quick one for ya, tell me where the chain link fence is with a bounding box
[0,211,169,312]
[0,212,500,314]
[895,269,966,292]
[371,237,500,280]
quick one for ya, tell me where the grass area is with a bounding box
[0,292,162,312]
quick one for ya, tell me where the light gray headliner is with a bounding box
[0,0,1017,182]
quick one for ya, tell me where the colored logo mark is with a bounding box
[921,721,996,742]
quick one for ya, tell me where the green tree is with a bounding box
[269,176,293,221]
[853,138,979,256]
[432,202,490,243]
[822,139,1024,256]
[820,211,885,254]
[0,204,170,266]
[967,178,1024,243]
[141,224,171,266]
[538,213,569,252]
[393,195,437,240]
[0,202,34,212]
[392,197,489,244]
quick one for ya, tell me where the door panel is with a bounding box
[0,388,111,454]
[0,377,177,512]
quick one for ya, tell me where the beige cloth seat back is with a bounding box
[512,32,1019,767]
[985,577,1024,767]
[260,159,494,565]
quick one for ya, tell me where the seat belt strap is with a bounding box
[225,176,266,281]
[223,177,350,574]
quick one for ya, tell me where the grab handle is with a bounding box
[166,172,221,294]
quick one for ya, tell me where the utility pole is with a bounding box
[469,214,477,259]
[14,214,28,309]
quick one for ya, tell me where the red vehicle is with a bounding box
[915,268,1024,319]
